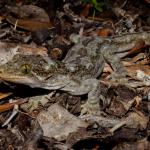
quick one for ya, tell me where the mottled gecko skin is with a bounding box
[0,32,149,114]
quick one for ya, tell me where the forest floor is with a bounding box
[0,0,149,149]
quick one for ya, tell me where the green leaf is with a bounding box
[95,2,105,12]
[82,0,105,12]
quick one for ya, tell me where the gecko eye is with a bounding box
[21,64,31,74]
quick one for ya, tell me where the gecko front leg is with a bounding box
[80,79,110,115]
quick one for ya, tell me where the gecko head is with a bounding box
[0,54,57,87]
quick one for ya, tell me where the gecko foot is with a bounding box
[81,101,100,115]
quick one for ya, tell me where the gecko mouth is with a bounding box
[0,73,40,87]
[0,73,70,90]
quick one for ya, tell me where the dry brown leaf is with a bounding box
[6,16,53,31]
[122,40,146,58]
[103,63,113,73]
[37,103,88,141]
[113,138,150,150]
[6,5,53,31]
[122,61,135,67]
[103,60,134,74]
[0,92,12,100]
[7,5,50,22]
[144,0,150,3]
[0,41,48,65]
[18,44,48,56]
[135,58,149,65]
[0,99,27,113]
[125,111,149,130]
[131,53,150,65]
[80,4,93,17]
[49,48,63,60]
[109,111,149,133]
[15,0,25,5]
[132,53,145,63]
[96,28,114,37]
[0,16,5,22]
[126,65,150,75]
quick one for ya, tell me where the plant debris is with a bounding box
[0,0,149,149]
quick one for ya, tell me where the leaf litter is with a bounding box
[0,0,149,149]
